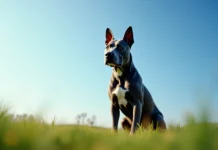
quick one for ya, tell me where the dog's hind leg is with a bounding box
[152,113,167,130]
[121,117,132,131]
[141,113,152,129]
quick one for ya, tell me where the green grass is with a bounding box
[0,104,218,150]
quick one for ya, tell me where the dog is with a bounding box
[104,26,166,135]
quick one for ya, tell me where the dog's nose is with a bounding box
[105,52,113,58]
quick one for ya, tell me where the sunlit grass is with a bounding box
[0,103,217,150]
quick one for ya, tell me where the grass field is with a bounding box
[0,104,218,150]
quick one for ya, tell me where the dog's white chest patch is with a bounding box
[112,87,128,107]
[114,68,122,78]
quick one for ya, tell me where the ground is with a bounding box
[0,105,218,150]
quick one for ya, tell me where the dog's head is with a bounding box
[104,26,134,68]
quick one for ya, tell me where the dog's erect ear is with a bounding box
[105,28,114,45]
[123,26,134,48]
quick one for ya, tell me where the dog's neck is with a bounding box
[113,54,135,86]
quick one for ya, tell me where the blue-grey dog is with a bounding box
[104,26,166,135]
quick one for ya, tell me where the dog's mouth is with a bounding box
[105,60,122,67]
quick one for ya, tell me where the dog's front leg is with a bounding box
[111,101,120,132]
[130,101,142,135]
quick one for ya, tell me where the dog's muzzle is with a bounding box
[105,52,122,67]
[105,52,114,65]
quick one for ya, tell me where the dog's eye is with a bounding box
[117,45,123,52]
[110,43,115,48]
[106,44,113,49]
[117,45,123,51]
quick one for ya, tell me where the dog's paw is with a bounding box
[111,129,118,135]
[129,131,135,136]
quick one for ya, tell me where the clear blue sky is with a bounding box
[0,0,217,127]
